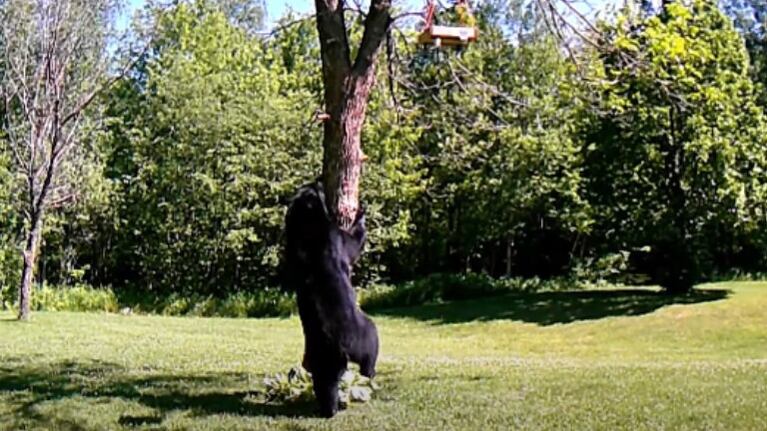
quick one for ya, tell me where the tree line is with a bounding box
[2,0,767,306]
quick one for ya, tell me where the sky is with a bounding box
[121,0,611,31]
[122,0,325,28]
[263,0,314,20]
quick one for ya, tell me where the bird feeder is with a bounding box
[417,0,478,47]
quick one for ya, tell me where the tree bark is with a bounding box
[18,214,43,321]
[314,0,391,230]
[17,120,58,320]
[287,3,391,415]
[321,73,377,230]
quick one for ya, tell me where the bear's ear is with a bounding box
[343,208,366,263]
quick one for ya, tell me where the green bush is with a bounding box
[260,366,378,406]
[124,289,297,318]
[571,251,632,286]
[4,284,296,318]
[6,273,584,317]
[159,294,193,316]
[25,284,119,313]
[0,150,19,309]
[0,248,19,309]
[359,273,578,310]
[709,270,767,283]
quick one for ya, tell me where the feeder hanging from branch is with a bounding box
[417,0,478,47]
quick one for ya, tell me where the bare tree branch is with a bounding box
[61,41,151,127]
[353,0,392,76]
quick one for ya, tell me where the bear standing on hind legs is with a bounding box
[283,181,379,418]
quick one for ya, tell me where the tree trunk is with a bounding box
[321,73,376,230]
[286,1,391,417]
[314,0,391,230]
[18,215,43,321]
[661,106,694,293]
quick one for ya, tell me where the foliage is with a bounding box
[113,287,295,317]
[21,284,119,313]
[0,147,19,304]
[722,0,767,105]
[0,0,125,319]
[0,273,580,317]
[37,123,118,288]
[152,290,296,317]
[570,250,637,285]
[103,1,321,294]
[261,366,315,404]
[588,0,767,290]
[4,284,295,318]
[217,0,266,34]
[5,0,767,299]
[359,273,577,310]
[90,1,424,294]
[399,19,591,277]
[260,366,377,407]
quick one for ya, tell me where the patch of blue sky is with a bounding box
[116,0,620,33]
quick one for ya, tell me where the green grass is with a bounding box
[1,281,766,430]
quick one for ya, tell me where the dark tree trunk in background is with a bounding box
[660,106,695,293]
[314,0,391,229]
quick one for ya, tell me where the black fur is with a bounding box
[283,181,379,418]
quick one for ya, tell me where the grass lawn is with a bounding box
[1,281,766,430]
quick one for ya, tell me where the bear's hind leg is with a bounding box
[312,365,345,418]
[309,344,347,418]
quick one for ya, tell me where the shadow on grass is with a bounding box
[0,358,319,430]
[371,288,730,325]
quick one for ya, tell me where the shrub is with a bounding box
[0,246,20,310]
[123,289,297,318]
[159,294,193,316]
[359,273,577,310]
[260,366,377,406]
[7,273,585,317]
[571,251,631,285]
[26,284,119,313]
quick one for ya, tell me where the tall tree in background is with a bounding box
[588,0,767,291]
[402,5,592,277]
[0,0,126,320]
[104,1,321,294]
[219,0,266,33]
[313,0,391,229]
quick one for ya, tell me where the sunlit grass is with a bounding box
[1,282,766,430]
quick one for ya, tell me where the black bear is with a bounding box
[283,181,379,417]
